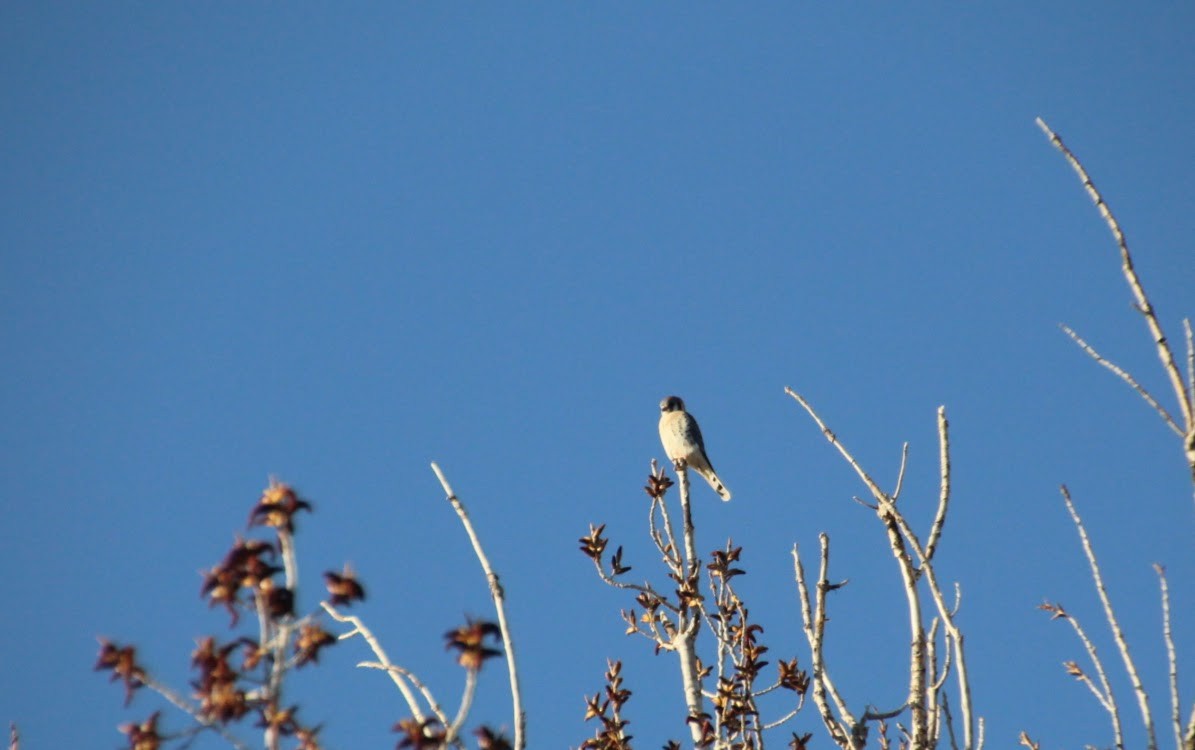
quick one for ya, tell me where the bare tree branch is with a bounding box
[430,462,526,750]
[1155,564,1183,750]
[357,661,451,728]
[1046,603,1120,723]
[669,464,707,746]
[925,407,952,564]
[793,537,856,748]
[1059,324,1183,436]
[1036,117,1193,432]
[1060,485,1157,750]
[894,443,911,502]
[788,388,977,750]
[1183,318,1194,406]
[322,602,428,721]
[1037,117,1195,490]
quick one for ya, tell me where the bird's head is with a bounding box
[660,395,685,413]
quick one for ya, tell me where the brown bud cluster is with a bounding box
[579,524,609,561]
[95,639,146,706]
[249,481,313,533]
[200,537,281,625]
[324,564,367,606]
[393,717,446,750]
[118,711,161,750]
[643,468,674,500]
[444,619,503,671]
[580,660,634,750]
[191,636,250,723]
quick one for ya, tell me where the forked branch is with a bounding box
[1059,485,1157,750]
[1036,117,1195,489]
[786,387,977,750]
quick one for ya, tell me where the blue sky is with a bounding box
[2,4,1194,749]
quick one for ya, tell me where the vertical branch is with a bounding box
[789,390,977,750]
[879,508,929,749]
[1184,318,1194,405]
[265,529,298,750]
[430,463,526,750]
[671,464,706,746]
[925,407,951,563]
[1060,485,1157,750]
[793,537,856,748]
[1155,565,1182,750]
[676,464,699,581]
[787,386,929,746]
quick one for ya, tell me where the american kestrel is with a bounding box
[658,395,732,502]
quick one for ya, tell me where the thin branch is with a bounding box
[1060,324,1183,436]
[793,538,855,748]
[789,389,971,748]
[648,496,678,572]
[450,669,478,740]
[139,674,252,750]
[762,697,806,731]
[430,462,526,750]
[1186,704,1195,750]
[321,602,426,720]
[925,407,951,562]
[1155,564,1182,750]
[893,443,910,501]
[1043,601,1122,746]
[358,661,450,727]
[649,460,683,573]
[1184,319,1194,404]
[1060,485,1156,750]
[1036,117,1194,434]
[785,388,888,502]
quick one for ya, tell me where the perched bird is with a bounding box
[658,395,732,501]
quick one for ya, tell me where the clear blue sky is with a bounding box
[2,4,1194,749]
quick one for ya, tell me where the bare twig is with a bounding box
[358,661,450,727]
[1060,485,1157,750]
[1060,324,1183,435]
[1184,319,1194,404]
[793,537,855,748]
[430,462,526,750]
[784,388,888,502]
[925,407,951,563]
[321,602,427,720]
[1046,601,1122,746]
[1036,117,1193,430]
[1037,117,1195,491]
[1155,565,1183,750]
[894,443,911,502]
[788,389,977,750]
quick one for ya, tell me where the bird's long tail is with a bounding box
[696,467,732,502]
